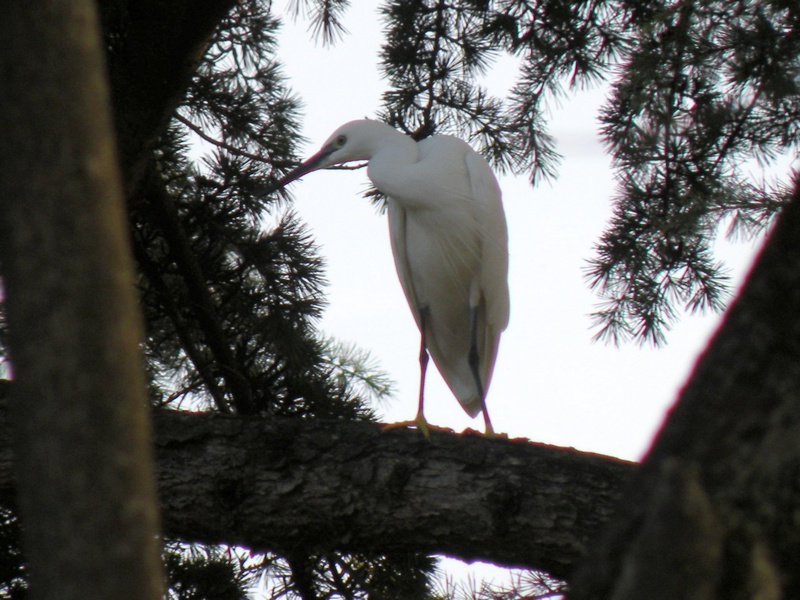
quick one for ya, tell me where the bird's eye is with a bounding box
[335,135,347,147]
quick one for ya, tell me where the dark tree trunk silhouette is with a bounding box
[570,176,800,599]
[0,2,164,598]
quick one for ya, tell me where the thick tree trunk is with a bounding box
[569,177,800,599]
[0,400,632,582]
[0,2,164,599]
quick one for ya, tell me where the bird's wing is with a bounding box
[464,150,510,331]
[386,199,423,332]
[465,149,510,395]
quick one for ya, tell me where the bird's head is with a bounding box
[276,120,399,188]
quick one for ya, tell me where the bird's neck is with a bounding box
[366,133,419,198]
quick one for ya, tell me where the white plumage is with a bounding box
[276,120,509,434]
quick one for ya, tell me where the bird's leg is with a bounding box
[414,312,431,437]
[469,306,495,436]
[382,308,432,437]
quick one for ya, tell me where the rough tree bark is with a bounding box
[0,399,632,583]
[0,2,164,599]
[569,176,800,599]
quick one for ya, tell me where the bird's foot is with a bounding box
[459,425,507,438]
[481,427,507,439]
[381,413,434,438]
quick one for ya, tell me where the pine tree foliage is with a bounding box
[371,0,798,344]
[378,1,563,182]
[434,569,565,600]
[319,339,397,406]
[0,0,798,598]
[164,544,259,600]
[135,0,374,420]
[287,0,351,45]
[264,553,437,599]
[586,0,799,344]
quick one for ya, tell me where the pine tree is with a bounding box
[0,0,798,598]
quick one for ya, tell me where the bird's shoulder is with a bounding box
[417,135,492,181]
[418,134,472,157]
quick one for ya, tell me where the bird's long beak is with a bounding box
[276,145,336,189]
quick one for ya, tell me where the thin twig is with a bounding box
[174,112,271,165]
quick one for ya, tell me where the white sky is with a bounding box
[273,4,777,463]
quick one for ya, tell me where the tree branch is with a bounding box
[174,112,274,166]
[154,414,632,581]
[0,401,632,582]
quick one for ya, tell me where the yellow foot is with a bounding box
[382,414,433,438]
[459,426,506,438]
[481,428,507,439]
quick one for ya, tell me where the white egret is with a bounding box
[275,120,509,435]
